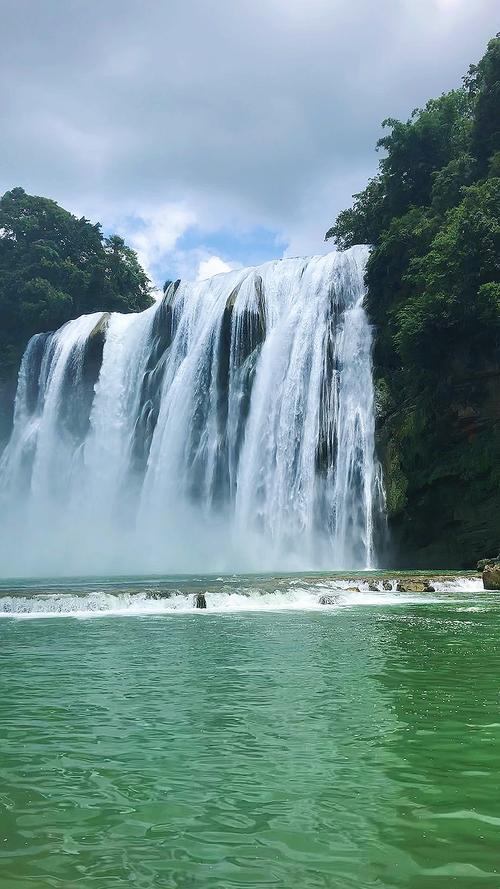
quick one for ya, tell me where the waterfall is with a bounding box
[0,247,384,576]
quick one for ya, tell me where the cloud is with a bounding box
[196,256,236,281]
[0,0,498,280]
[114,204,196,283]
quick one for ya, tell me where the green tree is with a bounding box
[0,187,153,438]
[326,35,500,380]
[466,35,500,175]
[325,35,500,567]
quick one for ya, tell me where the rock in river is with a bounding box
[194,593,207,609]
[483,564,500,591]
[396,580,435,593]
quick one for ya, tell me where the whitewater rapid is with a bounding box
[0,577,484,620]
[0,247,385,576]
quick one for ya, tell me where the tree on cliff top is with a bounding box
[325,35,500,565]
[326,34,500,376]
[0,187,154,439]
[0,187,153,370]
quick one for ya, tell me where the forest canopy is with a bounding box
[326,35,500,375]
[326,35,500,565]
[0,187,153,384]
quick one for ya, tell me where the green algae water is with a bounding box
[1,576,500,888]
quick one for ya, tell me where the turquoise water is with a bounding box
[1,577,499,888]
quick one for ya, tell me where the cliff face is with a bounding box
[377,352,500,568]
[0,366,19,446]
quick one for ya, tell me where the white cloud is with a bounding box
[105,205,241,288]
[1,0,498,271]
[116,204,196,281]
[196,256,235,281]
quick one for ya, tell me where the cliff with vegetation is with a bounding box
[327,36,500,568]
[0,188,153,441]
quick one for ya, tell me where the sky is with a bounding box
[1,0,498,288]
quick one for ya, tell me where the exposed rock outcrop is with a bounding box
[146,589,171,599]
[482,564,500,590]
[194,593,207,609]
[477,555,500,572]
[396,580,435,593]
[376,358,500,569]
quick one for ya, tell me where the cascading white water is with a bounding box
[0,247,384,576]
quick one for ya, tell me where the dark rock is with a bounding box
[146,590,171,600]
[477,556,500,573]
[319,594,338,605]
[483,564,500,591]
[346,586,360,592]
[382,580,392,590]
[368,582,379,592]
[130,287,180,473]
[376,355,500,571]
[194,593,207,609]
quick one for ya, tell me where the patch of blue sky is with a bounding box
[176,224,287,269]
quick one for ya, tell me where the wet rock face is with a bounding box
[211,273,267,504]
[318,594,338,605]
[194,593,207,609]
[396,580,435,593]
[49,312,110,443]
[131,288,178,473]
[377,359,500,570]
[483,564,500,590]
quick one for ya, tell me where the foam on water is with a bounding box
[0,577,484,619]
[432,577,484,593]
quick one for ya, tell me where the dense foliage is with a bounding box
[327,36,500,566]
[0,188,153,436]
[0,187,153,353]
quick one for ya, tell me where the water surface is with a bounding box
[1,576,499,888]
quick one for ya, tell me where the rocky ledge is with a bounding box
[476,555,500,590]
[316,576,439,604]
[482,564,500,591]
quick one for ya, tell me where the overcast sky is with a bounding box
[1,0,498,286]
